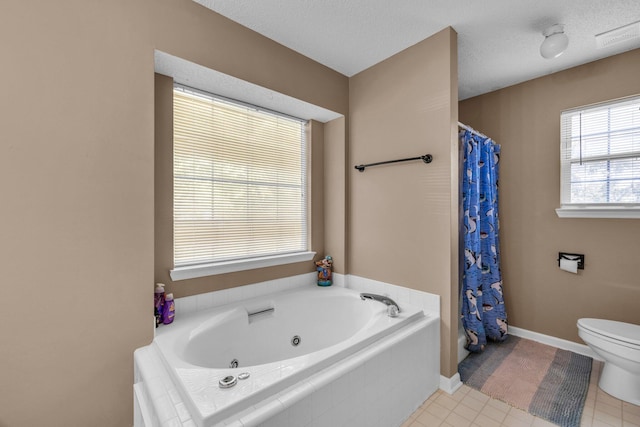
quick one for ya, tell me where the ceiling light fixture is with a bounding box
[540,24,569,59]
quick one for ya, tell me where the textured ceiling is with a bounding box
[194,0,640,100]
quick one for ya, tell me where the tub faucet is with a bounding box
[360,293,401,317]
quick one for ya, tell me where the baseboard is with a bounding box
[509,326,603,361]
[440,373,463,395]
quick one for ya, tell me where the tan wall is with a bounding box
[348,28,459,377]
[459,49,640,344]
[323,117,348,273]
[1,2,155,426]
[151,0,348,116]
[1,1,347,425]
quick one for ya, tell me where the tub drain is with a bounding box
[291,335,301,346]
[229,359,239,368]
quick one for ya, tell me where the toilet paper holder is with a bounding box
[558,252,584,270]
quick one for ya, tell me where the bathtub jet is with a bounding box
[360,292,401,317]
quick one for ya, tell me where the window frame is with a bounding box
[556,95,640,219]
[169,85,315,281]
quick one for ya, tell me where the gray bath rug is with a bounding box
[458,335,592,427]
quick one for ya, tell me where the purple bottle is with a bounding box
[163,293,175,325]
[154,283,165,326]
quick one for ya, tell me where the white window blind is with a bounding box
[560,96,640,211]
[173,85,309,269]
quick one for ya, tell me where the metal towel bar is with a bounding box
[354,154,433,172]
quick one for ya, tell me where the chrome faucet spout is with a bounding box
[359,293,401,317]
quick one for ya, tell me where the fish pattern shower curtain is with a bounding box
[461,129,508,352]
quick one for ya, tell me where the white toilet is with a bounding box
[577,318,640,405]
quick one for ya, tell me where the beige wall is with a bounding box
[323,116,348,273]
[459,49,640,344]
[1,1,347,425]
[348,28,459,377]
[1,2,154,426]
[151,1,348,116]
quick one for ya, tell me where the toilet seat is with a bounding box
[578,318,640,347]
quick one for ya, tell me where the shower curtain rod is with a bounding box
[458,121,490,139]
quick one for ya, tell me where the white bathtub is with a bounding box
[135,283,440,427]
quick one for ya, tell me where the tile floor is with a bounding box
[401,361,640,427]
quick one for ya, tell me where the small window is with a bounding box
[170,85,313,279]
[557,95,640,218]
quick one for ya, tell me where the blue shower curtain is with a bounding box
[461,129,507,353]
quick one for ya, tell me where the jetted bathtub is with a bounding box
[134,285,440,427]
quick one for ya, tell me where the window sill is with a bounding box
[555,206,640,219]
[170,251,317,281]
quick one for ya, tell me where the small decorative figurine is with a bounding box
[315,255,333,287]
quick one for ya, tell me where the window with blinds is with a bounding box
[173,85,309,269]
[560,96,640,211]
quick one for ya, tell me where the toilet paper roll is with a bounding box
[560,258,579,274]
